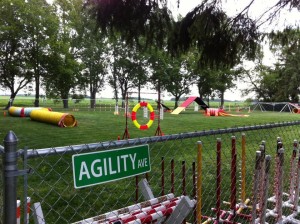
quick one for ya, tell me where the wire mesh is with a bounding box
[7,121,299,223]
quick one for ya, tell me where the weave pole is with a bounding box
[251,151,262,224]
[193,161,197,224]
[182,160,186,196]
[215,138,222,224]
[289,140,298,202]
[241,133,246,203]
[230,136,237,218]
[182,160,187,224]
[135,176,139,203]
[161,157,165,196]
[273,137,282,204]
[293,152,300,210]
[171,159,174,194]
[276,148,284,223]
[259,155,271,224]
[196,141,203,224]
[258,143,266,212]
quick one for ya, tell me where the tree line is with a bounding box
[0,0,299,110]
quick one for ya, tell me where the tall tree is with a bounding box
[163,54,195,108]
[268,28,300,102]
[0,0,34,109]
[42,0,82,108]
[108,39,149,107]
[25,0,59,107]
[74,1,109,108]
[246,28,300,102]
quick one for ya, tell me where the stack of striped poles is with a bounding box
[72,194,190,224]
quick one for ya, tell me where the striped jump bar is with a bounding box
[96,196,183,223]
[17,197,31,224]
[72,194,174,224]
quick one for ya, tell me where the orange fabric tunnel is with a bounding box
[205,108,249,117]
[30,110,77,127]
[293,108,300,113]
[205,108,224,116]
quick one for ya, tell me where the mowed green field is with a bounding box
[2,100,300,223]
[0,103,300,149]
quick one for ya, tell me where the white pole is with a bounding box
[160,107,164,120]
[143,106,148,118]
[194,104,199,112]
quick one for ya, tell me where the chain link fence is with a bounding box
[2,121,300,223]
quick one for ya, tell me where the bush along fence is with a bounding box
[2,121,300,223]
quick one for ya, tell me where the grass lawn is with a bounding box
[1,103,300,223]
[0,108,299,149]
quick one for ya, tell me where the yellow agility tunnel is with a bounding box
[30,110,77,127]
[8,106,52,117]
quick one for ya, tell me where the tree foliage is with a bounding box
[0,0,55,108]
[244,27,300,103]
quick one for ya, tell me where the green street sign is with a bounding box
[72,145,151,189]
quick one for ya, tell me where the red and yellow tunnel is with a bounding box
[30,110,77,127]
[8,106,52,117]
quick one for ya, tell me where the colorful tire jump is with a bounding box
[30,110,77,127]
[8,106,52,117]
[131,102,155,130]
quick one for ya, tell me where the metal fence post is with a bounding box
[3,131,18,224]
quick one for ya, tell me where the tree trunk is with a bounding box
[63,98,69,108]
[138,84,141,102]
[90,89,97,108]
[220,91,225,108]
[34,75,40,107]
[34,88,40,107]
[90,96,96,109]
[122,91,126,108]
[5,93,17,110]
[174,96,180,108]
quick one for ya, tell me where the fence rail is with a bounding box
[2,121,300,223]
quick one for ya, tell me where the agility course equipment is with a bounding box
[8,106,51,117]
[131,101,155,130]
[198,136,300,224]
[16,197,31,224]
[72,177,195,224]
[205,108,249,117]
[171,96,209,114]
[199,136,251,224]
[155,100,172,112]
[30,110,77,127]
[252,102,300,113]
[121,91,164,139]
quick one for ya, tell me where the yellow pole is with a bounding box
[241,133,246,202]
[197,141,203,224]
